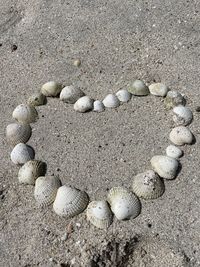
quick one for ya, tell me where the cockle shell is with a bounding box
[60,86,85,104]
[74,96,94,112]
[172,106,193,126]
[127,80,149,96]
[93,100,105,112]
[12,104,38,123]
[132,170,165,199]
[102,94,120,108]
[166,145,183,159]
[27,93,46,106]
[6,123,31,146]
[149,83,169,97]
[18,160,46,185]
[107,187,141,220]
[164,91,186,110]
[11,143,35,165]
[53,185,89,218]
[34,176,61,207]
[86,200,113,229]
[169,126,193,146]
[116,89,132,102]
[41,81,62,97]
[150,155,179,180]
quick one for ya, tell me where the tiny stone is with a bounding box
[74,59,81,67]
[61,233,67,241]
[11,44,18,51]
[76,223,81,227]
[195,106,200,112]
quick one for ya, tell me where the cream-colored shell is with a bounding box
[74,96,94,112]
[166,145,183,159]
[27,93,46,106]
[11,143,35,165]
[169,126,193,146]
[12,104,38,124]
[102,94,120,108]
[164,91,186,109]
[172,106,193,126]
[41,81,62,97]
[127,80,149,96]
[93,100,105,112]
[6,123,32,146]
[60,85,85,104]
[149,83,168,97]
[116,89,132,102]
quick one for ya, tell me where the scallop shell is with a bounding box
[27,93,46,106]
[11,143,35,165]
[74,96,94,112]
[150,155,179,180]
[6,123,32,146]
[86,200,113,229]
[60,86,85,104]
[18,160,46,185]
[34,176,61,207]
[12,104,38,123]
[93,100,105,112]
[116,89,132,102]
[127,80,149,96]
[166,145,183,159]
[149,83,168,97]
[169,126,193,146]
[102,94,120,108]
[132,170,165,199]
[164,91,186,110]
[172,106,193,126]
[53,185,89,218]
[107,187,141,220]
[41,81,62,97]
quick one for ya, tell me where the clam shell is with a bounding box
[27,93,46,106]
[116,89,132,102]
[74,96,93,112]
[127,80,149,96]
[6,123,31,146]
[149,83,168,97]
[60,86,85,104]
[11,143,35,165]
[86,200,113,229]
[164,91,186,109]
[166,145,183,159]
[102,94,120,108]
[53,185,89,218]
[169,126,193,146]
[93,100,105,112]
[34,176,61,207]
[132,170,165,200]
[12,104,38,123]
[18,160,46,185]
[172,106,193,126]
[41,81,62,97]
[107,187,141,220]
[150,155,179,180]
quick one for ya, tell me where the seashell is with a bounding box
[116,89,132,102]
[41,81,62,97]
[169,126,193,146]
[73,59,81,67]
[150,155,179,180]
[60,85,85,104]
[102,94,120,108]
[27,92,46,106]
[11,143,35,165]
[107,187,141,220]
[166,145,183,159]
[53,185,89,218]
[18,160,46,185]
[149,83,169,97]
[12,104,38,123]
[6,123,31,146]
[127,80,149,96]
[86,200,113,229]
[34,176,61,207]
[164,91,186,110]
[74,96,93,112]
[172,106,193,126]
[93,100,105,112]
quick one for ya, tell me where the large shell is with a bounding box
[41,81,62,97]
[116,89,132,102]
[11,143,35,165]
[107,187,141,220]
[74,96,94,112]
[164,91,186,110]
[149,83,168,97]
[132,170,165,200]
[93,100,105,112]
[127,80,149,96]
[169,126,193,146]
[60,85,85,104]
[86,200,113,229]
[12,104,38,123]
[102,94,120,108]
[27,93,46,106]
[6,123,32,146]
[166,145,183,159]
[18,160,46,185]
[53,185,89,218]
[172,106,193,126]
[34,176,61,207]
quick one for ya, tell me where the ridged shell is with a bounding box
[27,93,46,106]
[60,86,85,104]
[166,145,183,159]
[164,91,186,110]
[11,143,35,165]
[107,187,141,220]
[93,100,105,112]
[12,104,38,123]
[169,126,193,146]
[102,94,120,108]
[86,200,113,229]
[149,83,168,97]
[34,176,61,207]
[74,96,94,112]
[18,160,46,185]
[41,81,62,97]
[116,89,132,102]
[53,185,89,218]
[6,123,32,146]
[132,170,165,199]
[127,80,149,96]
[172,106,193,126]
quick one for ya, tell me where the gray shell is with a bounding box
[172,106,193,126]
[127,80,149,96]
[149,83,169,97]
[41,81,62,97]
[164,91,186,110]
[11,143,35,165]
[27,93,46,106]
[102,94,120,108]
[166,145,183,159]
[116,89,132,102]
[6,123,32,146]
[60,85,85,104]
[74,96,94,112]
[12,104,38,124]
[169,126,193,146]
[93,100,105,112]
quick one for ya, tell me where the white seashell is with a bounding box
[18,160,46,185]
[86,200,113,229]
[12,104,38,124]
[53,185,89,218]
[34,176,61,207]
[172,106,193,126]
[149,83,169,97]
[166,145,183,159]
[169,126,193,146]
[150,155,179,180]
[93,100,105,112]
[116,89,132,102]
[74,96,93,112]
[107,187,141,220]
[60,86,85,104]
[6,123,32,146]
[41,81,62,97]
[132,170,165,199]
[164,91,186,109]
[11,143,35,165]
[127,80,149,96]
[102,94,120,108]
[27,93,46,106]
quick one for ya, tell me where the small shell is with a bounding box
[34,176,61,207]
[60,86,85,104]
[166,145,183,159]
[12,104,38,123]
[172,106,193,126]
[107,187,141,220]
[93,100,105,112]
[18,160,46,185]
[132,170,165,199]
[74,96,93,112]
[127,80,149,96]
[169,126,193,146]
[102,94,120,108]
[11,143,35,165]
[149,83,169,97]
[27,93,46,106]
[150,155,179,180]
[164,91,186,109]
[116,89,132,102]
[86,200,113,229]
[41,81,62,97]
[6,123,32,146]
[53,185,89,218]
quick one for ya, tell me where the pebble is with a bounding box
[74,96,93,112]
[61,233,67,241]
[127,80,149,96]
[166,145,183,159]
[93,100,105,112]
[116,89,132,102]
[74,59,81,67]
[149,83,169,97]
[102,94,120,108]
